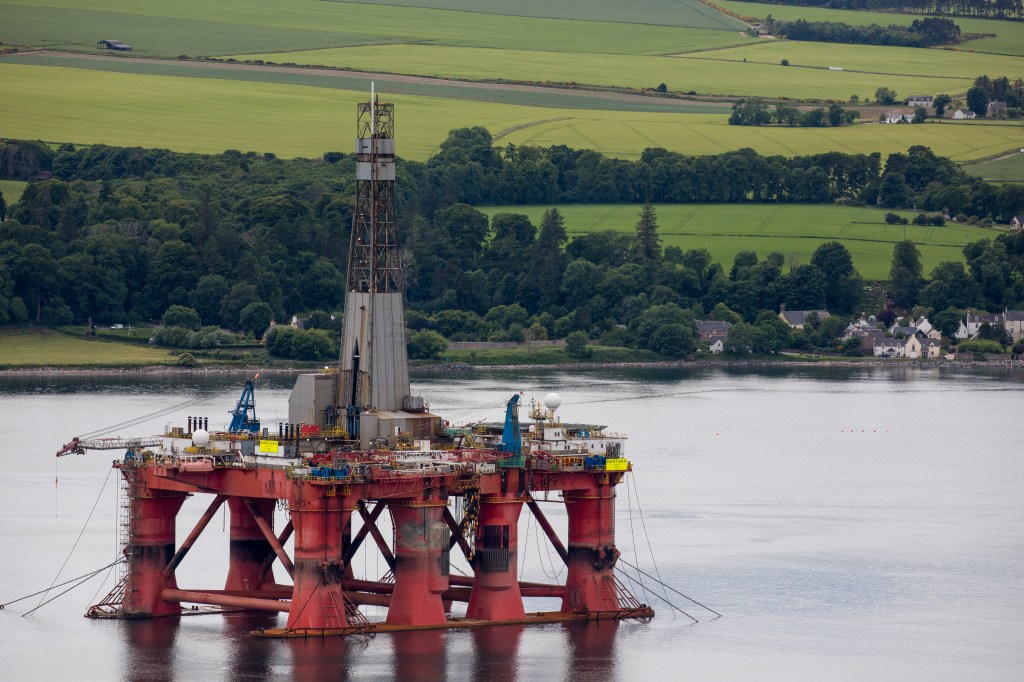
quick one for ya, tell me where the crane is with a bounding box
[228,374,261,434]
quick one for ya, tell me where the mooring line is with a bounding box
[617,557,721,618]
[1,558,122,610]
[34,467,114,611]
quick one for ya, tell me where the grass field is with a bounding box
[4,62,1022,162]
[236,43,975,100]
[0,179,26,204]
[479,203,1000,279]
[715,1,1024,56]
[963,151,1024,181]
[0,327,173,367]
[331,0,749,30]
[0,0,751,57]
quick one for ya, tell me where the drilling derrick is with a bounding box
[289,92,436,448]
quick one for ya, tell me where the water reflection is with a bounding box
[226,613,279,682]
[120,619,180,682]
[560,621,619,682]
[471,624,523,681]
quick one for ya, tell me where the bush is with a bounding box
[162,305,200,330]
[885,212,902,224]
[176,352,198,367]
[408,330,448,360]
[781,59,789,66]
[956,338,1003,354]
[564,331,593,359]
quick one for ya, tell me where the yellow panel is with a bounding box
[259,439,279,454]
[605,458,629,471]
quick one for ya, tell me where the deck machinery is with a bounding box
[66,95,652,637]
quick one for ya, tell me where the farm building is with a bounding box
[952,109,976,120]
[907,96,932,107]
[97,39,132,51]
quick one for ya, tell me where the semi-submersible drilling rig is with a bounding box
[59,95,653,637]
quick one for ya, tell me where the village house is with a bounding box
[988,100,1007,116]
[1011,216,1024,230]
[779,305,830,329]
[1002,310,1024,341]
[697,320,732,343]
[907,96,933,107]
[872,335,941,359]
[952,109,976,120]
[884,112,913,124]
[708,334,727,354]
[955,312,1004,339]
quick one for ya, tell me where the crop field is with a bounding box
[964,152,1024,182]
[330,0,749,30]
[682,40,1024,84]
[237,43,974,100]
[0,0,751,58]
[479,204,1000,279]
[3,62,1022,162]
[0,327,173,367]
[0,180,27,204]
[715,1,1024,56]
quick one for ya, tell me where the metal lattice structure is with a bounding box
[347,97,400,294]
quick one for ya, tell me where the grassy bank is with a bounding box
[0,326,174,367]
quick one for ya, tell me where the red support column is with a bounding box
[466,495,525,621]
[122,478,189,618]
[386,502,449,626]
[285,492,355,631]
[225,497,276,591]
[561,483,620,614]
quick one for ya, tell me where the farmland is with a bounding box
[478,203,1000,279]
[0,0,750,58]
[715,0,1024,56]
[964,152,1024,182]
[3,62,1022,161]
[236,43,978,100]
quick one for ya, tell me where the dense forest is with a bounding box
[1,134,1023,359]
[735,0,1024,21]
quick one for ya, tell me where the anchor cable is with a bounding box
[33,467,114,612]
[617,557,721,618]
[1,557,122,611]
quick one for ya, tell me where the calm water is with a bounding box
[0,366,1022,681]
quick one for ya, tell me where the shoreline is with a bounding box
[0,357,1019,378]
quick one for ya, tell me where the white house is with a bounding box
[885,112,912,124]
[955,312,1004,339]
[708,334,727,354]
[952,109,976,120]
[907,96,933,107]
[1011,216,1024,230]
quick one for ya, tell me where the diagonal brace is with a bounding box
[242,497,294,578]
[442,506,474,561]
[526,496,569,566]
[358,503,396,571]
[163,494,227,579]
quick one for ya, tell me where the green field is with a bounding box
[963,151,1024,181]
[0,0,750,57]
[716,1,1024,56]
[479,203,999,279]
[0,179,26,204]
[4,62,1022,161]
[0,327,174,367]
[330,0,749,30]
[236,43,974,100]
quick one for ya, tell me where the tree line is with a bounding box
[764,16,966,47]
[735,0,1024,21]
[729,99,859,127]
[1,135,1022,360]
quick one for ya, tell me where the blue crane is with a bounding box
[229,375,261,434]
[496,393,522,455]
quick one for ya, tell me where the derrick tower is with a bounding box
[289,91,437,448]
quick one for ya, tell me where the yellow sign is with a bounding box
[605,458,629,471]
[259,439,279,454]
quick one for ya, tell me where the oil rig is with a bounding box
[57,94,653,637]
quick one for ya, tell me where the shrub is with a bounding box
[162,305,200,330]
[564,331,593,359]
[176,352,198,367]
[781,59,789,66]
[956,338,1003,354]
[408,330,448,360]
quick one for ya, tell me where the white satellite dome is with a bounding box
[192,429,210,448]
[543,392,561,411]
